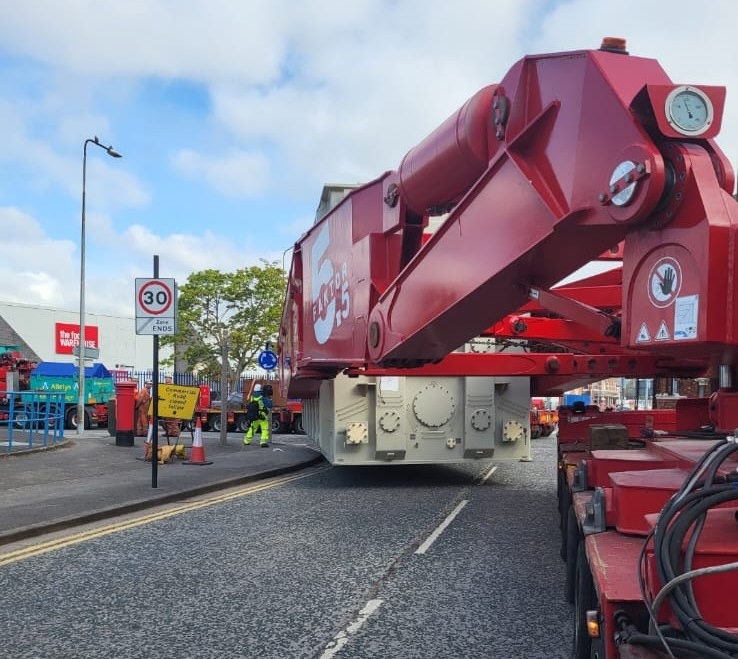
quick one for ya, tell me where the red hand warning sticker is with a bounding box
[648,257,682,308]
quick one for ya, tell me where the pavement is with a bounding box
[0,427,325,545]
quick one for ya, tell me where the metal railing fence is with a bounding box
[117,370,279,397]
[0,391,66,452]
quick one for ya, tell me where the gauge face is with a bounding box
[665,85,714,135]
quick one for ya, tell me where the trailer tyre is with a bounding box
[564,507,579,604]
[66,408,91,430]
[210,416,221,433]
[573,542,596,659]
[13,410,28,429]
[559,474,572,560]
[235,416,250,433]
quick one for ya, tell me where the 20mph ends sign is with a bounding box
[135,278,177,335]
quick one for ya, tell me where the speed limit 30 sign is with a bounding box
[135,278,177,335]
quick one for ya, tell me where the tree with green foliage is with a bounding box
[161,260,287,390]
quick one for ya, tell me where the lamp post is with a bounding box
[77,136,122,435]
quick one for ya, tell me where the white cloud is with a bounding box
[0,207,77,306]
[171,148,270,198]
[0,0,290,84]
[0,97,149,209]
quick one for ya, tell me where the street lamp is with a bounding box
[77,136,122,435]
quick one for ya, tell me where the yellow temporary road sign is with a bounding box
[154,384,200,419]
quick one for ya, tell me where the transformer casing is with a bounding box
[302,356,531,466]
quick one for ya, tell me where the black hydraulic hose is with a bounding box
[660,488,738,652]
[650,441,738,653]
[654,440,735,544]
[657,443,738,584]
[681,442,738,611]
[642,440,738,655]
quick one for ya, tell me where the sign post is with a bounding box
[135,260,177,488]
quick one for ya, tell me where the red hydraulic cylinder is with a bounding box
[398,85,500,216]
[114,381,136,447]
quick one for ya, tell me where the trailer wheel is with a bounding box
[13,410,28,429]
[564,507,579,604]
[573,542,596,659]
[235,416,250,433]
[559,475,572,560]
[65,408,91,430]
[271,416,284,434]
[210,416,221,432]
[293,416,303,434]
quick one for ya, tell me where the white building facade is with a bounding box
[0,301,169,370]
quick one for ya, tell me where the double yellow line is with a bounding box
[0,469,323,567]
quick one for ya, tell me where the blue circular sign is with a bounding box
[258,349,278,371]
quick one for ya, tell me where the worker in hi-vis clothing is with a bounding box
[243,383,273,447]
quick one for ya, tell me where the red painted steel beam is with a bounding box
[527,286,620,339]
[486,316,618,348]
[347,352,707,379]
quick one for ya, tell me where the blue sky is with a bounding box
[1,0,736,317]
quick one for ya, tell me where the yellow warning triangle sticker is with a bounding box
[655,321,670,341]
[636,322,650,342]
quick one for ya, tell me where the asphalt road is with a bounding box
[0,434,573,659]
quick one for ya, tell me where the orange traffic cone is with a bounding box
[183,416,212,465]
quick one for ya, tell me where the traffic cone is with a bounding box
[183,416,212,465]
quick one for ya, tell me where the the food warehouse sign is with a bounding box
[55,322,99,354]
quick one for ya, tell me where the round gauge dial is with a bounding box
[665,86,713,136]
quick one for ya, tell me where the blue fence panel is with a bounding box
[1,391,66,452]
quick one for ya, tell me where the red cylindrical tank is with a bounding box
[398,85,499,216]
[114,381,136,447]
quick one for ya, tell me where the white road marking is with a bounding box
[481,464,498,483]
[415,500,468,555]
[318,599,383,658]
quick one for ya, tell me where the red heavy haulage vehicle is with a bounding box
[0,350,36,424]
[279,36,738,658]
